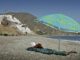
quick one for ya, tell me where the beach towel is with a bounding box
[27,47,67,56]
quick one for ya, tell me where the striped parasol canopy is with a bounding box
[37,14,80,33]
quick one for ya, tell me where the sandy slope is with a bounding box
[0,25,19,35]
[0,35,80,60]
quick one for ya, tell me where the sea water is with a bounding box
[47,35,80,41]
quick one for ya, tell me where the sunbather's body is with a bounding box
[28,42,77,56]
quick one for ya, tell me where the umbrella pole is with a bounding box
[58,39,60,51]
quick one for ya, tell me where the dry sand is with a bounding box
[0,35,80,60]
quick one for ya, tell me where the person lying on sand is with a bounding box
[27,42,77,56]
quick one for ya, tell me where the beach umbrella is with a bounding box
[36,14,80,51]
[36,14,80,33]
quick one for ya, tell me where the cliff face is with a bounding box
[5,12,36,30]
[1,12,79,36]
[4,12,55,35]
[0,14,35,36]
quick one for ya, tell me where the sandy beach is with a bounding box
[0,35,80,60]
